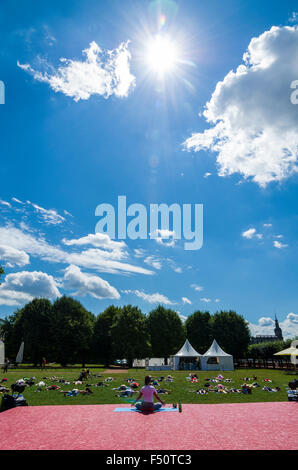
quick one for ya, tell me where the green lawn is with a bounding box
[1,367,296,407]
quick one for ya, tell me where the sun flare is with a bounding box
[145,34,179,77]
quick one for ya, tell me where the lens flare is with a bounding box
[145,34,179,77]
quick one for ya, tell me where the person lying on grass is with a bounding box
[61,387,93,396]
[134,375,165,412]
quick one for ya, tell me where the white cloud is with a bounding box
[27,201,65,225]
[258,317,275,327]
[0,199,11,208]
[248,313,298,339]
[0,270,61,304]
[144,255,162,270]
[133,248,147,258]
[242,228,256,239]
[0,289,32,306]
[122,289,175,305]
[273,240,288,249]
[18,40,135,101]
[11,197,25,204]
[191,284,204,291]
[0,245,30,267]
[203,172,212,178]
[62,233,126,255]
[263,223,272,228]
[153,229,176,248]
[63,264,120,300]
[178,313,188,323]
[173,267,182,273]
[184,26,298,187]
[200,297,211,303]
[182,297,192,305]
[0,225,153,276]
[242,228,263,240]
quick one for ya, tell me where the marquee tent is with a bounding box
[172,339,201,370]
[201,339,234,371]
[274,340,298,357]
[16,341,24,364]
[0,340,4,366]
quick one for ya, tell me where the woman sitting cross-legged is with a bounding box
[134,375,165,412]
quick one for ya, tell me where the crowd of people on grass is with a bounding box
[1,367,288,412]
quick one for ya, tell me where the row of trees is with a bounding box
[0,296,254,367]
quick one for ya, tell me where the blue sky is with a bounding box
[1,0,298,339]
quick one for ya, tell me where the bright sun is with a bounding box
[145,34,179,77]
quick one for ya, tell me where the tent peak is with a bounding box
[203,339,231,357]
[174,339,201,357]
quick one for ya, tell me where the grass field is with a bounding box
[1,367,297,407]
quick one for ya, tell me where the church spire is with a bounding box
[274,314,283,340]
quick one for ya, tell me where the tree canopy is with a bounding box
[110,305,151,367]
[210,310,251,358]
[52,296,95,366]
[184,310,212,354]
[146,305,186,360]
[92,305,121,366]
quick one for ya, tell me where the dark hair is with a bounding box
[144,375,151,386]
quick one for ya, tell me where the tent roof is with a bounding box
[274,347,298,356]
[174,339,201,357]
[202,339,232,357]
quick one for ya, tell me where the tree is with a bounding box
[92,305,121,366]
[12,298,53,365]
[111,305,151,368]
[0,311,21,360]
[210,310,251,358]
[248,339,292,361]
[146,305,186,361]
[184,310,212,354]
[0,266,4,283]
[52,296,95,366]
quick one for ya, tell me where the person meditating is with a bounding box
[134,375,165,412]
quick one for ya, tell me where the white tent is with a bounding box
[0,340,4,366]
[172,339,201,370]
[16,341,24,364]
[274,340,298,357]
[274,340,298,368]
[201,339,234,371]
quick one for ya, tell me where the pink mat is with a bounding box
[0,402,297,450]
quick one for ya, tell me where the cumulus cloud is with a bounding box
[182,297,192,305]
[62,233,126,257]
[258,317,275,327]
[248,313,298,339]
[184,26,298,187]
[63,264,120,300]
[242,228,263,240]
[18,40,135,101]
[122,289,175,305]
[0,270,61,305]
[0,245,30,267]
[153,229,176,248]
